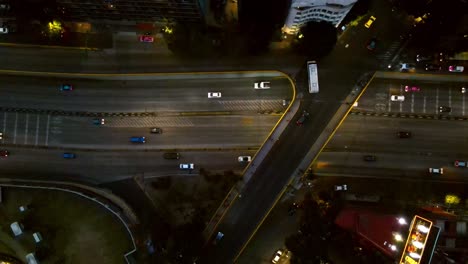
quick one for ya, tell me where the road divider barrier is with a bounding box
[350,110,468,121]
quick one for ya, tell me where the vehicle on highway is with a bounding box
[425,63,441,71]
[364,16,376,28]
[416,54,432,62]
[180,163,194,170]
[0,132,2,139]
[363,155,377,162]
[163,152,179,160]
[439,106,451,113]
[400,63,416,72]
[0,150,9,157]
[454,161,467,167]
[0,25,8,34]
[296,110,309,126]
[150,128,162,134]
[272,249,284,263]
[60,84,73,91]
[448,66,464,72]
[254,81,270,89]
[429,168,443,174]
[213,231,224,245]
[130,136,146,143]
[63,153,76,159]
[208,92,222,98]
[462,87,466,93]
[93,118,105,125]
[366,38,377,51]
[404,85,420,92]
[139,35,154,43]
[397,131,412,138]
[334,184,348,191]
[238,156,252,162]
[390,95,405,102]
[288,203,300,216]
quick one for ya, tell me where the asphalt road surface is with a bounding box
[314,114,468,181]
[0,75,292,113]
[356,76,467,115]
[0,148,257,184]
[201,0,418,262]
[0,113,278,149]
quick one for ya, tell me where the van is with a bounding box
[130,136,146,143]
[163,152,180,159]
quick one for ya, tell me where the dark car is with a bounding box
[60,84,73,91]
[93,118,105,125]
[296,111,309,126]
[150,128,162,134]
[439,106,451,113]
[425,63,441,71]
[63,153,76,159]
[397,131,412,138]
[366,38,377,51]
[0,150,9,157]
[163,152,180,160]
[363,155,377,162]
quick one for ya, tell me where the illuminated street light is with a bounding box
[393,233,403,242]
[397,217,407,225]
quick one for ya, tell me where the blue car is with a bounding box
[63,153,76,159]
[60,84,73,91]
[93,118,105,125]
[130,136,146,143]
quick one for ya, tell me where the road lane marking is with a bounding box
[45,114,50,146]
[463,94,466,116]
[388,100,392,112]
[13,113,18,144]
[35,115,40,146]
[24,114,29,144]
[2,112,6,143]
[423,96,427,113]
[448,87,452,108]
[411,94,414,113]
[435,88,439,114]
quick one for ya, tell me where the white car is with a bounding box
[0,26,8,34]
[238,156,252,162]
[254,81,270,89]
[272,249,284,263]
[429,168,443,174]
[448,66,464,73]
[179,163,194,170]
[334,184,348,191]
[208,92,222,98]
[391,95,405,102]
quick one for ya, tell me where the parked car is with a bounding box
[448,66,464,72]
[60,84,73,91]
[429,168,443,174]
[179,163,194,170]
[439,106,451,113]
[208,92,222,98]
[254,81,270,89]
[63,153,76,159]
[397,131,412,138]
[150,128,162,134]
[238,156,252,162]
[454,161,467,167]
[364,16,376,28]
[93,118,105,125]
[363,155,377,162]
[404,85,421,92]
[334,184,348,191]
[0,150,9,157]
[425,63,441,71]
[391,95,405,102]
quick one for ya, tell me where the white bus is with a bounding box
[307,61,319,93]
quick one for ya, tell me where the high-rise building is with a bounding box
[282,0,357,35]
[56,0,206,25]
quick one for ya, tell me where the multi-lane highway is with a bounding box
[315,114,468,180]
[356,77,467,115]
